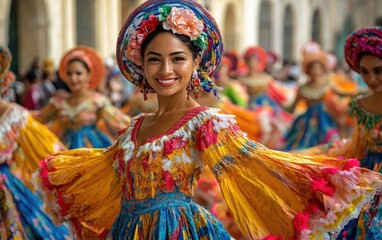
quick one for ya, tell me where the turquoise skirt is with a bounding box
[107,192,231,239]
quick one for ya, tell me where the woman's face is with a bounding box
[65,60,90,93]
[359,54,382,93]
[142,32,199,98]
[308,61,325,80]
[246,56,260,71]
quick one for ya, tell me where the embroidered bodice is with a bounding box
[36,92,110,130]
[241,72,271,97]
[113,106,236,200]
[34,92,130,140]
[348,97,382,153]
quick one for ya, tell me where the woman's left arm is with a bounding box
[195,111,382,239]
[96,95,131,140]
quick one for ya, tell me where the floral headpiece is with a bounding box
[116,0,223,97]
[345,26,382,73]
[58,46,105,90]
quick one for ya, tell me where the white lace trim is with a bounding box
[114,108,237,170]
[0,105,28,163]
[302,170,382,240]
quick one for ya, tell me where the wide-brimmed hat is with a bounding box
[58,46,105,90]
[116,0,223,96]
[301,51,328,74]
[344,26,382,73]
[243,46,267,71]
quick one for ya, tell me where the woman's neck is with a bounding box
[369,92,382,103]
[70,89,91,99]
[155,92,199,115]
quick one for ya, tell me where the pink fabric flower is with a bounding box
[163,137,188,156]
[311,177,335,197]
[292,212,310,233]
[163,7,204,40]
[127,15,161,65]
[262,235,284,240]
[323,167,338,175]
[343,158,360,170]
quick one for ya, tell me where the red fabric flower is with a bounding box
[142,155,150,171]
[311,177,335,197]
[196,120,219,151]
[162,171,175,191]
[343,158,360,170]
[292,212,310,233]
[128,15,161,64]
[305,202,322,215]
[323,167,338,175]
[140,15,161,34]
[163,137,188,156]
[262,234,284,240]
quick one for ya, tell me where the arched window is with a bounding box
[76,0,96,47]
[259,0,272,50]
[224,4,236,50]
[283,5,294,61]
[312,9,321,44]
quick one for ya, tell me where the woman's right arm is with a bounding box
[32,95,61,124]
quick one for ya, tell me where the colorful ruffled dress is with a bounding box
[329,96,382,173]
[34,92,130,149]
[34,106,382,239]
[241,74,293,149]
[283,84,341,150]
[0,103,71,239]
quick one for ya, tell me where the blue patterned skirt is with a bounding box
[107,192,232,239]
[360,151,382,173]
[64,124,112,149]
[0,164,71,239]
[283,103,340,150]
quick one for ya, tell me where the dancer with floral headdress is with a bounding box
[0,46,71,239]
[33,46,131,149]
[306,26,382,240]
[34,1,381,239]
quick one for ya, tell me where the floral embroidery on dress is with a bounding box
[0,104,28,163]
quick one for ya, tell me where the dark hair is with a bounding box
[25,70,42,84]
[141,26,199,60]
[67,58,90,73]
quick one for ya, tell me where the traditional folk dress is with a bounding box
[0,104,71,239]
[34,106,382,239]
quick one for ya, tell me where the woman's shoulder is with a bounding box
[92,92,113,107]
[49,90,70,106]
[0,103,29,138]
[347,94,382,127]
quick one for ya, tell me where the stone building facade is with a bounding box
[0,0,381,74]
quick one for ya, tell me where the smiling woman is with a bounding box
[34,1,382,240]
[142,29,200,100]
[32,46,131,149]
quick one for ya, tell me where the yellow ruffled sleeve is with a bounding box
[33,145,122,239]
[196,112,382,239]
[9,115,64,190]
